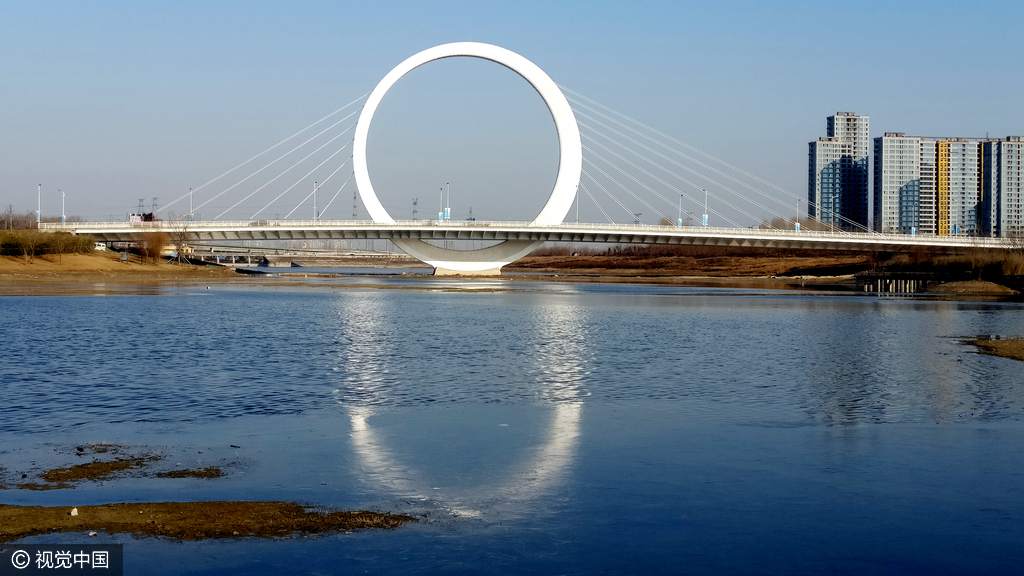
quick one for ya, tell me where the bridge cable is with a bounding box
[193,109,360,216]
[280,158,352,219]
[581,156,674,223]
[574,106,789,230]
[214,124,355,219]
[578,181,615,224]
[581,172,634,220]
[251,148,352,220]
[160,92,367,213]
[579,119,782,230]
[567,92,797,212]
[314,175,352,218]
[563,87,872,233]
[581,136,748,228]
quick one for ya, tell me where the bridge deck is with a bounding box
[40,220,1018,253]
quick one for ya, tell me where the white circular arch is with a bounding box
[352,41,582,274]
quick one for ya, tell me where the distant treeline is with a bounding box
[0,230,94,261]
[2,209,85,230]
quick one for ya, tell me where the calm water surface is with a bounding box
[2,280,1023,574]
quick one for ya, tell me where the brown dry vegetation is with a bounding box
[514,245,872,278]
[0,231,93,262]
[156,467,224,479]
[516,244,1024,290]
[41,456,160,484]
[138,231,170,263]
[0,502,414,542]
[0,252,236,294]
[969,337,1024,362]
[931,281,1018,296]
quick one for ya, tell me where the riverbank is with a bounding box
[0,253,239,294]
[1,252,1020,298]
[509,253,872,278]
[0,253,235,278]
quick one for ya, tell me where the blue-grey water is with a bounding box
[2,280,1023,575]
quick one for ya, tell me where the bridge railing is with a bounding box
[38,219,1015,248]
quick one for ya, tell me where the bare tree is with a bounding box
[138,232,170,264]
[14,231,41,263]
[168,219,192,265]
[50,233,67,264]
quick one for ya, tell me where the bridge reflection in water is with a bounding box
[333,292,589,518]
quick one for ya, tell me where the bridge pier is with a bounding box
[432,266,503,277]
[393,238,540,278]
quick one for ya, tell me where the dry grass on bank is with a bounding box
[512,253,871,277]
[0,252,234,279]
[932,281,1019,296]
[969,338,1024,362]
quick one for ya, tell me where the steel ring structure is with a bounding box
[352,42,582,275]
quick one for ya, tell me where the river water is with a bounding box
[2,279,1023,574]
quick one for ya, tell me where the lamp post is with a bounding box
[702,187,709,227]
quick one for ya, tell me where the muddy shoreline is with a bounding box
[1,253,1020,298]
[0,502,414,542]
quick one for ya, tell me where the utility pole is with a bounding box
[677,193,683,227]
[313,179,318,221]
[189,186,194,220]
[36,184,42,225]
[412,197,418,219]
[60,188,65,224]
[151,196,159,215]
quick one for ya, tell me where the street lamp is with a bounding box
[702,187,709,227]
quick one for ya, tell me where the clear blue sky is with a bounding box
[1,0,1021,222]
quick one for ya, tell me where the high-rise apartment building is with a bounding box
[938,139,982,236]
[874,134,1022,237]
[873,133,920,234]
[918,140,938,235]
[808,112,870,229]
[982,137,1024,237]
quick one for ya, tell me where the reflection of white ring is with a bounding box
[352,42,582,273]
[335,296,587,518]
[354,41,581,225]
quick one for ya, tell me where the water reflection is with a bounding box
[796,298,1024,424]
[333,292,590,517]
